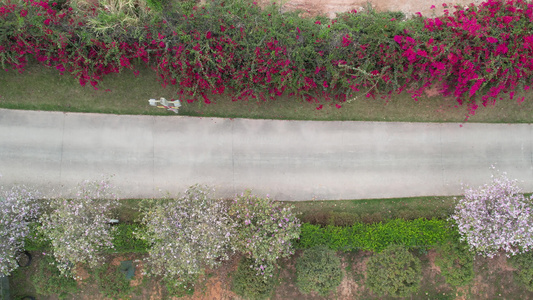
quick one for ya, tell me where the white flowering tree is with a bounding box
[38,179,118,276]
[229,191,301,278]
[0,185,41,276]
[139,185,235,282]
[452,173,533,257]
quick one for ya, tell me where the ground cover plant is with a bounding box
[509,251,533,292]
[434,236,475,287]
[1,0,533,119]
[295,245,343,296]
[231,257,277,299]
[31,254,78,299]
[366,244,422,298]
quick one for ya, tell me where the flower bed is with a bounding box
[1,0,532,117]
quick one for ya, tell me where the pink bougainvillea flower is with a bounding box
[496,43,508,55]
[416,49,428,57]
[20,9,27,17]
[220,25,226,32]
[316,105,323,110]
[315,20,321,25]
[43,19,51,25]
[393,35,403,44]
[430,5,436,9]
[323,80,328,88]
[486,37,498,43]
[206,31,212,39]
[335,104,342,108]
[342,34,351,47]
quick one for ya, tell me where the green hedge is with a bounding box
[296,218,451,252]
[25,218,451,253]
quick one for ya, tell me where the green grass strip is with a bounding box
[2,64,533,123]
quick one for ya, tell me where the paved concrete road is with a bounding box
[1,109,532,200]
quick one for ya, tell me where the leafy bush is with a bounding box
[93,264,133,300]
[0,185,41,276]
[434,237,474,287]
[295,246,343,296]
[32,254,78,299]
[38,179,119,276]
[366,245,421,298]
[138,185,234,281]
[296,218,450,252]
[111,223,150,253]
[509,251,533,291]
[452,172,533,257]
[164,275,196,297]
[229,191,301,278]
[232,257,276,300]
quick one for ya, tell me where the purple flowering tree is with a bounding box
[139,185,235,282]
[229,191,301,279]
[0,185,41,276]
[38,179,118,276]
[452,173,533,257]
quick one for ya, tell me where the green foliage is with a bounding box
[232,257,276,300]
[229,191,301,278]
[111,223,150,253]
[296,218,451,252]
[509,251,533,292]
[295,246,343,296]
[23,222,50,251]
[164,276,196,297]
[434,237,475,287]
[93,264,133,300]
[32,255,78,299]
[138,185,234,279]
[366,244,421,298]
[25,222,150,253]
[145,0,167,12]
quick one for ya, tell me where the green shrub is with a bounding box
[232,258,276,300]
[295,246,343,296]
[93,264,133,300]
[111,223,150,253]
[296,218,451,252]
[366,245,421,298]
[164,276,196,298]
[509,251,533,291]
[32,255,78,299]
[24,222,50,251]
[434,239,474,287]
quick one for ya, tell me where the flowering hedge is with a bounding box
[38,179,119,276]
[138,185,235,281]
[0,185,41,276]
[452,173,533,257]
[1,0,533,116]
[229,191,301,278]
